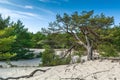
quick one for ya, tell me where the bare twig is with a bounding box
[77,65,115,79]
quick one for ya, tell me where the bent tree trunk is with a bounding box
[87,46,93,60]
[85,32,93,60]
[77,40,93,60]
[71,30,94,60]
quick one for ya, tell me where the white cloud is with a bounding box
[0,7,47,21]
[0,7,52,33]
[0,0,24,8]
[16,11,37,17]
[0,8,27,19]
[63,0,69,2]
[39,0,69,3]
[25,5,33,9]
[0,0,55,15]
[39,0,48,2]
[37,7,55,15]
[0,0,34,9]
[0,0,13,5]
[0,0,54,15]
[39,0,60,4]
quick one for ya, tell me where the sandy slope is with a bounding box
[0,60,120,80]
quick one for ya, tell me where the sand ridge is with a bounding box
[0,60,120,80]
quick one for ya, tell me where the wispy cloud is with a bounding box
[63,0,69,2]
[0,0,54,15]
[0,7,27,19]
[39,0,60,4]
[0,7,51,33]
[39,0,49,2]
[0,7,47,21]
[24,5,33,9]
[0,0,24,8]
[39,0,69,4]
[0,0,34,9]
[36,7,55,15]
[0,0,14,5]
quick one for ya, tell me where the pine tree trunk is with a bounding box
[84,32,93,60]
[87,46,93,60]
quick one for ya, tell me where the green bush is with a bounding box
[0,53,16,61]
[60,56,71,65]
[49,55,71,66]
[11,49,35,60]
[41,45,55,66]
[41,45,71,66]
[98,44,119,57]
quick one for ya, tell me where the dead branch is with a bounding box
[77,65,115,80]
[101,57,120,60]
[0,68,51,80]
[100,57,120,62]
[60,78,84,80]
[81,69,110,79]
[61,45,75,59]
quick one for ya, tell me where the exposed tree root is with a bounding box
[60,64,116,80]
[0,68,51,80]
[101,57,120,60]
[99,57,120,63]
[78,65,115,80]
[60,69,111,80]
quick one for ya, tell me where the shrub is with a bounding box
[41,45,55,66]
[41,45,71,66]
[0,53,16,61]
[11,49,35,60]
[98,44,119,57]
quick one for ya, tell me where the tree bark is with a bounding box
[85,32,93,60]
[87,46,93,60]
[69,28,94,60]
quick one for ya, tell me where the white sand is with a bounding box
[0,60,120,80]
[0,58,41,67]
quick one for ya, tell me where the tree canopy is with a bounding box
[42,10,114,60]
[0,10,120,62]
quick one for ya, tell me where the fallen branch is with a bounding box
[101,57,120,60]
[99,57,120,62]
[60,65,115,80]
[60,78,84,80]
[81,69,109,79]
[0,68,51,80]
[77,65,115,80]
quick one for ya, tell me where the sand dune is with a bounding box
[0,60,120,80]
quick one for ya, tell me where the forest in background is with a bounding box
[0,11,120,66]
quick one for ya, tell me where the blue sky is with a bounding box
[0,0,120,33]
